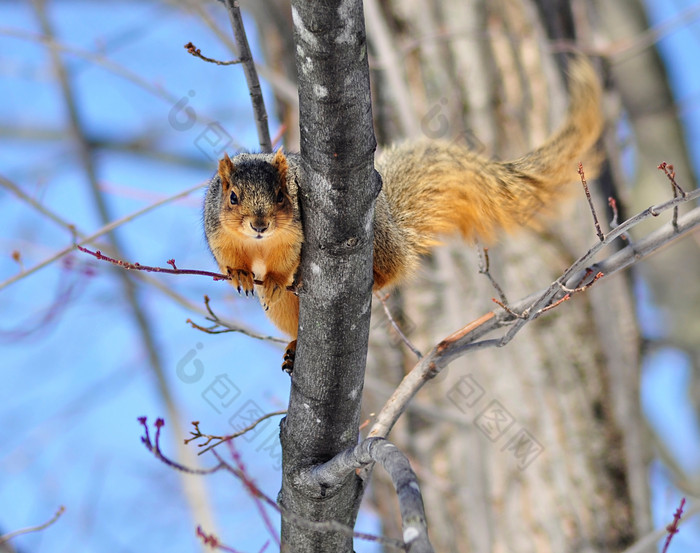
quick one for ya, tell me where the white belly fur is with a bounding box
[251,258,267,280]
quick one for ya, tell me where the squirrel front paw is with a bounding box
[259,277,286,310]
[226,267,255,296]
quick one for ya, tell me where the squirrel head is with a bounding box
[216,149,296,241]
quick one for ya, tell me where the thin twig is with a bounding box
[138,276,286,343]
[140,417,226,476]
[375,292,423,359]
[490,297,526,319]
[185,413,287,456]
[196,526,244,553]
[491,270,603,318]
[620,501,700,553]
[661,497,686,553]
[75,250,294,340]
[478,246,508,304]
[139,417,405,550]
[0,506,66,545]
[608,197,629,241]
[186,319,236,335]
[222,0,272,152]
[180,2,299,107]
[76,245,235,281]
[657,161,688,198]
[77,245,296,292]
[490,194,697,350]
[0,181,206,291]
[537,293,572,314]
[227,442,281,548]
[185,41,241,65]
[186,294,286,342]
[579,161,604,241]
[204,294,225,320]
[658,162,686,232]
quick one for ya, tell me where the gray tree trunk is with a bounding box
[277,1,379,551]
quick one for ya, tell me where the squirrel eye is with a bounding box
[276,189,285,204]
[229,191,238,205]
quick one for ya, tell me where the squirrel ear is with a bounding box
[218,153,235,190]
[271,148,288,185]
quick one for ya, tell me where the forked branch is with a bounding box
[301,438,433,553]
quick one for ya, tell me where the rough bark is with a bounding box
[277,1,380,551]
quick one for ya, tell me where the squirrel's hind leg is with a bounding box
[282,340,296,374]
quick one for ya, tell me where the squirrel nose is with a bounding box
[250,221,269,234]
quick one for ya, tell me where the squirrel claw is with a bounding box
[226,267,255,296]
[282,340,296,374]
[260,278,285,307]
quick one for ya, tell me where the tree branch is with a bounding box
[620,500,700,553]
[222,0,272,152]
[369,192,700,440]
[186,414,287,456]
[0,177,205,291]
[375,292,423,359]
[185,41,242,66]
[186,294,288,344]
[179,2,299,108]
[0,506,66,545]
[302,437,433,552]
[76,245,233,281]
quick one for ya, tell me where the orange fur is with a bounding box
[206,151,302,337]
[204,58,604,345]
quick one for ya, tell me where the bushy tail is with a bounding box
[373,57,604,288]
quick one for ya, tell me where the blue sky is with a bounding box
[0,1,698,552]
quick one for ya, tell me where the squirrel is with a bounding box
[203,57,603,371]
